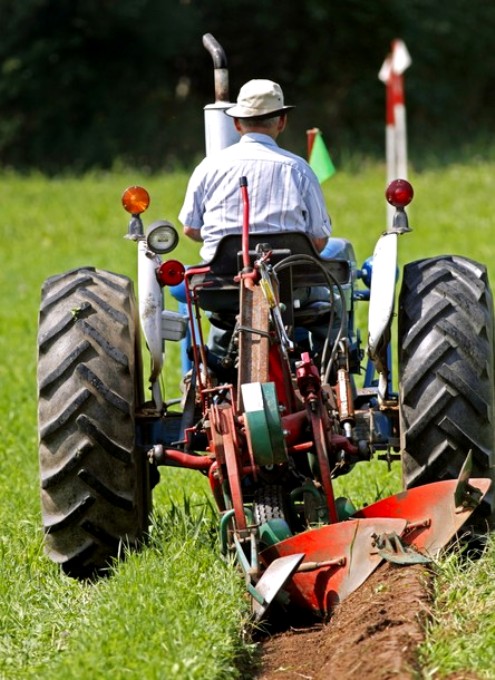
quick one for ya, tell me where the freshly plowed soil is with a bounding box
[256,562,431,680]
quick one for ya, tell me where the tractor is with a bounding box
[37,35,495,619]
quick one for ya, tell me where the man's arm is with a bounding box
[184,225,203,242]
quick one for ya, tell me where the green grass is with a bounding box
[420,535,495,679]
[0,170,254,679]
[1,161,495,677]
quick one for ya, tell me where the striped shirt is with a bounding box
[178,133,332,262]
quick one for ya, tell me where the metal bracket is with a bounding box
[372,531,431,565]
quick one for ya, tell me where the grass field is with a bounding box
[1,161,495,678]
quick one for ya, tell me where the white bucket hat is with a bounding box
[225,79,294,119]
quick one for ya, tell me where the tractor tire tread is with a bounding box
[38,267,149,578]
[398,255,495,520]
[253,485,287,524]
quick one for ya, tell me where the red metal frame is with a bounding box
[169,187,490,619]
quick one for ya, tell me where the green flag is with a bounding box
[309,131,336,184]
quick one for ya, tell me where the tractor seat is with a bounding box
[187,232,351,323]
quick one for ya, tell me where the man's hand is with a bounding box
[312,236,327,252]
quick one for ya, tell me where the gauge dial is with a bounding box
[146,221,179,254]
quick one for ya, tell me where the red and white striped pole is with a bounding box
[379,40,411,228]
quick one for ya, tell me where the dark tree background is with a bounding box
[0,0,493,172]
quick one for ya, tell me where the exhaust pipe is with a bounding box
[202,33,230,102]
[202,33,239,155]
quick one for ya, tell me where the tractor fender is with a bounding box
[138,240,164,407]
[367,232,398,362]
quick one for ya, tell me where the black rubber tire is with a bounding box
[398,256,495,522]
[37,267,150,578]
[253,485,288,524]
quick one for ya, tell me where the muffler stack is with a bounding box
[202,33,240,155]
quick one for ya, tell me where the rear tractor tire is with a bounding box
[37,267,150,578]
[398,256,495,526]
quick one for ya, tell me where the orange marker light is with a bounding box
[122,186,151,215]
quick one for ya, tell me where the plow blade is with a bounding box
[251,553,305,621]
[352,478,492,554]
[260,517,407,616]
